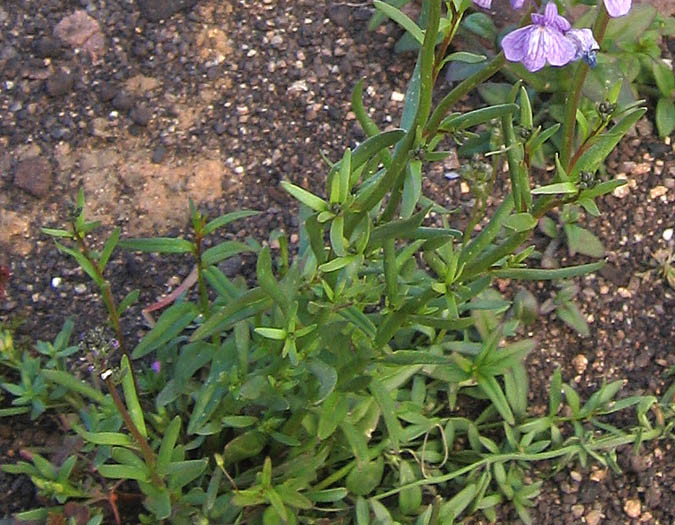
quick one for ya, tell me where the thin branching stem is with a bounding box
[104,376,165,488]
[560,6,610,171]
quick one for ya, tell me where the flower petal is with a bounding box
[510,0,526,8]
[604,0,631,17]
[502,26,536,63]
[541,2,571,32]
[541,27,576,67]
[473,0,493,8]
[521,27,550,72]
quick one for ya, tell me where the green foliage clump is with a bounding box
[1,1,674,523]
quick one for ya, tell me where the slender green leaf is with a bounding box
[204,210,260,235]
[280,181,328,212]
[439,51,487,68]
[340,421,370,466]
[98,464,148,481]
[440,104,518,131]
[78,430,135,447]
[201,241,254,266]
[439,483,478,521]
[491,260,605,280]
[374,0,424,44]
[120,355,146,438]
[571,107,647,178]
[305,488,348,503]
[190,287,268,341]
[158,416,181,467]
[254,327,287,340]
[42,370,106,404]
[99,228,120,269]
[655,97,675,138]
[257,246,289,313]
[477,374,515,425]
[531,182,578,195]
[41,227,73,238]
[318,393,349,440]
[54,241,102,286]
[549,368,562,416]
[319,255,359,273]
[166,459,208,489]
[369,378,402,451]
[118,237,194,254]
[132,302,199,358]
[117,289,140,315]
[351,79,380,138]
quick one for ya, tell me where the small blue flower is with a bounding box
[565,28,600,68]
[501,3,576,72]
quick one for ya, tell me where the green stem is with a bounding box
[105,377,165,489]
[424,53,506,140]
[560,6,610,171]
[71,225,137,389]
[376,0,441,224]
[193,232,209,315]
[373,426,664,500]
[432,6,463,84]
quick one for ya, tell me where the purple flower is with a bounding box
[501,3,577,72]
[565,28,600,67]
[472,0,525,8]
[604,0,631,17]
[151,360,161,373]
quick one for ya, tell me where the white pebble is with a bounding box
[663,228,673,241]
[51,277,62,288]
[74,283,87,294]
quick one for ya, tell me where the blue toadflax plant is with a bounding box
[1,0,673,523]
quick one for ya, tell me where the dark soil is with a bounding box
[0,0,673,523]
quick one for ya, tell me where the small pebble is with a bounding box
[130,104,152,126]
[112,90,134,112]
[649,185,667,199]
[50,277,62,289]
[33,37,63,58]
[219,255,242,278]
[663,228,673,241]
[98,82,117,102]
[46,69,74,97]
[585,509,603,525]
[572,354,588,374]
[74,283,87,294]
[213,121,226,135]
[624,499,641,518]
[152,144,166,164]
